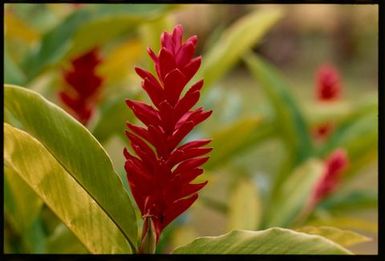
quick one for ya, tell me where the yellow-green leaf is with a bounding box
[228,178,261,231]
[202,7,283,88]
[4,123,132,253]
[295,226,370,247]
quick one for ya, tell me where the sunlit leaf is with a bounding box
[4,85,138,251]
[295,226,370,247]
[228,178,262,230]
[4,123,132,254]
[173,227,351,254]
[202,7,283,88]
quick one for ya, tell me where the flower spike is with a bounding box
[59,48,103,125]
[124,24,212,247]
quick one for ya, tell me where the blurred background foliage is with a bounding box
[4,4,378,254]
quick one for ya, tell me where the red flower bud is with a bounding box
[315,64,342,101]
[59,48,103,125]
[124,24,212,244]
[313,64,343,140]
[310,149,349,207]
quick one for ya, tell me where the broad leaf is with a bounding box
[202,8,283,88]
[4,85,137,251]
[4,124,132,253]
[263,159,324,228]
[295,226,370,247]
[228,178,261,230]
[173,227,351,254]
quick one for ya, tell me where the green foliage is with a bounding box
[244,53,314,167]
[4,85,138,252]
[263,159,324,228]
[202,8,283,88]
[92,91,139,143]
[4,124,132,253]
[173,227,351,254]
[206,117,275,170]
[317,190,377,214]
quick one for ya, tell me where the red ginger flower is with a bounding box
[124,24,212,243]
[313,64,343,140]
[59,48,103,125]
[309,149,348,208]
[316,64,342,101]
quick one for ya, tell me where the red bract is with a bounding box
[59,48,103,125]
[313,64,342,140]
[316,64,342,101]
[310,149,348,208]
[124,24,212,242]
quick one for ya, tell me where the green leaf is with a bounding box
[68,4,177,58]
[173,227,351,254]
[228,178,262,231]
[202,7,283,88]
[317,190,377,214]
[263,159,324,228]
[206,117,275,170]
[4,85,138,251]
[295,226,370,247]
[21,9,91,80]
[4,123,131,253]
[21,4,175,82]
[243,53,314,166]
